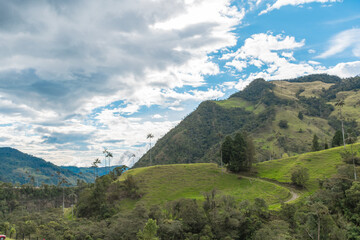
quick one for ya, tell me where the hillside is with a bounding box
[255,143,360,192]
[135,74,360,167]
[0,147,90,185]
[119,163,291,208]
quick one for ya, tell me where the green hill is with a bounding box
[0,147,90,185]
[135,74,360,167]
[119,163,291,208]
[255,143,360,192]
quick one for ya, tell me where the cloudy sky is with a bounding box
[0,0,359,167]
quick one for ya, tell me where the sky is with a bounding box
[0,0,359,167]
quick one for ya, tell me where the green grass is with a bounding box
[255,143,360,191]
[120,163,290,208]
[272,81,334,99]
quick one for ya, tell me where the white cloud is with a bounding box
[259,0,341,15]
[327,61,360,78]
[308,60,321,65]
[223,32,360,89]
[317,28,360,58]
[152,114,163,119]
[0,0,244,166]
[222,33,320,81]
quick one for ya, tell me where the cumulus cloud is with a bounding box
[259,0,341,15]
[317,28,360,58]
[222,32,360,89]
[0,0,244,165]
[222,33,322,82]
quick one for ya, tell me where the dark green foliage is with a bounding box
[287,74,341,83]
[221,136,233,166]
[2,168,360,240]
[76,175,141,219]
[298,96,334,118]
[332,130,344,147]
[137,219,159,240]
[312,134,320,151]
[0,147,92,185]
[278,120,289,129]
[340,150,360,165]
[229,78,274,101]
[291,166,309,187]
[298,111,303,120]
[322,76,360,100]
[221,133,254,172]
[135,100,269,168]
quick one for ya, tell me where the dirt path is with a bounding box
[240,175,300,203]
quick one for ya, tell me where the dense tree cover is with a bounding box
[135,100,274,168]
[76,168,140,219]
[229,78,274,101]
[2,166,360,240]
[287,74,341,83]
[221,133,255,172]
[0,147,92,185]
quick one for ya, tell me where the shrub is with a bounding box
[278,120,288,129]
[291,166,309,187]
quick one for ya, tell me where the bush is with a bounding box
[298,112,303,120]
[291,166,309,187]
[278,120,288,129]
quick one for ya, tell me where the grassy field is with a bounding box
[119,163,291,208]
[255,143,360,192]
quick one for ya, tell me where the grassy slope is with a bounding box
[119,163,290,208]
[215,81,336,160]
[255,143,360,192]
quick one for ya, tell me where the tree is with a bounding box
[221,136,233,166]
[279,120,289,129]
[103,148,113,174]
[298,111,304,120]
[147,133,154,165]
[335,99,346,148]
[332,130,344,147]
[291,166,309,187]
[137,219,159,240]
[92,158,101,180]
[324,138,329,150]
[220,133,254,172]
[311,134,320,151]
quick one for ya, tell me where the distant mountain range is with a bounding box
[0,147,124,185]
[135,74,360,167]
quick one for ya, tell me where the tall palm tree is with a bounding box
[103,148,113,174]
[106,151,113,174]
[92,158,101,181]
[335,99,345,149]
[147,133,154,165]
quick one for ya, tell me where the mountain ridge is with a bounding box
[0,147,91,185]
[134,74,360,168]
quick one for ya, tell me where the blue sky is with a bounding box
[0,0,359,167]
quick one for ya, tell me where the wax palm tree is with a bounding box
[147,133,154,165]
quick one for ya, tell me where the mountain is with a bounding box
[61,165,126,179]
[134,74,360,168]
[0,147,90,185]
